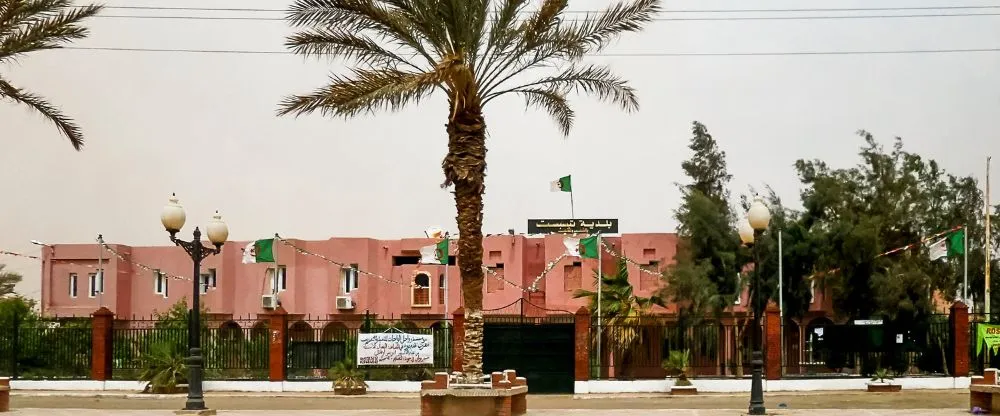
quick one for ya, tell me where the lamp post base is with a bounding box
[174,410,216,416]
[748,350,766,415]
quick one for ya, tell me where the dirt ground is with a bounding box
[10,390,967,410]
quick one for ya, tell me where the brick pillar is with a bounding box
[951,301,970,377]
[90,307,114,381]
[764,302,781,380]
[264,306,288,382]
[574,307,591,381]
[452,307,465,373]
[0,376,10,412]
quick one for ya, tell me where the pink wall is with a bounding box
[39,232,829,319]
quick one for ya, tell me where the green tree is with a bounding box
[278,0,660,381]
[664,121,743,321]
[0,0,103,150]
[793,131,993,321]
[0,264,21,297]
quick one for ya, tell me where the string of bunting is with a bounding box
[101,243,191,281]
[481,264,531,293]
[808,224,965,280]
[528,253,569,292]
[0,250,39,260]
[275,235,416,288]
[599,240,662,277]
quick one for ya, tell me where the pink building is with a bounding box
[39,233,831,319]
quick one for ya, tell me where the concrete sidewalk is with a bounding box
[3,409,974,416]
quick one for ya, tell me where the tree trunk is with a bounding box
[444,94,487,383]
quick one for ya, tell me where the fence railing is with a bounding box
[0,316,92,380]
[590,319,762,379]
[285,318,452,381]
[111,318,269,381]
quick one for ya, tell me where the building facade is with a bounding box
[39,233,832,320]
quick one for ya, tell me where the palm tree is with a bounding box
[279,0,660,381]
[1,0,103,150]
[573,258,659,377]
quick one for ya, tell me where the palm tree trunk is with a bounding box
[444,96,487,383]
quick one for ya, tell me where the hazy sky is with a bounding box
[2,0,999,298]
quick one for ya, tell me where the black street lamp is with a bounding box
[739,195,772,416]
[160,193,229,412]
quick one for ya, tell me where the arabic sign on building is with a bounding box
[356,332,434,366]
[527,219,619,235]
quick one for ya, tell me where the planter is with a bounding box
[334,387,367,396]
[866,382,901,393]
[670,385,698,395]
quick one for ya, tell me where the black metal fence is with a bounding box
[784,316,951,377]
[590,318,761,379]
[285,317,452,381]
[0,314,92,379]
[112,317,269,380]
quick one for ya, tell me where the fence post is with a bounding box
[90,307,114,381]
[765,302,781,380]
[574,307,591,382]
[951,301,970,377]
[452,307,465,373]
[264,306,288,382]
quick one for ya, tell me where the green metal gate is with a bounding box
[482,299,575,394]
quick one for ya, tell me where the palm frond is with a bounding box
[515,88,573,135]
[474,0,529,72]
[560,0,660,54]
[0,77,83,150]
[285,0,441,64]
[285,27,419,70]
[486,64,636,134]
[0,1,102,62]
[276,67,442,118]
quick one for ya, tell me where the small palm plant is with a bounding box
[137,341,187,393]
[870,367,894,384]
[662,349,692,386]
[329,359,368,395]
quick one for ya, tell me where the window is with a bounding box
[268,266,287,293]
[88,273,99,298]
[154,270,168,297]
[412,273,431,307]
[809,278,816,304]
[200,269,217,294]
[563,262,582,291]
[341,264,359,294]
[69,273,78,298]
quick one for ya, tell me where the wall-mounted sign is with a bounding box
[356,332,434,366]
[527,219,619,235]
[853,319,883,326]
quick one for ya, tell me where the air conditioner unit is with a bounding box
[336,296,355,310]
[262,294,278,309]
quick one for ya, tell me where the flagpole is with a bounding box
[97,234,104,307]
[987,156,992,316]
[273,234,280,296]
[444,234,450,327]
[778,230,784,376]
[570,190,576,220]
[965,225,969,307]
[596,233,602,373]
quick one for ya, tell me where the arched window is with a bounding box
[412,272,431,307]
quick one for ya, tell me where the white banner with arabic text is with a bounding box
[357,332,434,366]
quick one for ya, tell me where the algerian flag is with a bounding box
[948,229,965,256]
[564,235,599,259]
[550,175,572,192]
[927,237,948,261]
[928,230,965,261]
[242,239,275,264]
[419,239,449,265]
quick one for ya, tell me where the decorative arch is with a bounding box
[289,321,314,342]
[321,322,348,341]
[218,320,243,342]
[250,321,268,339]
